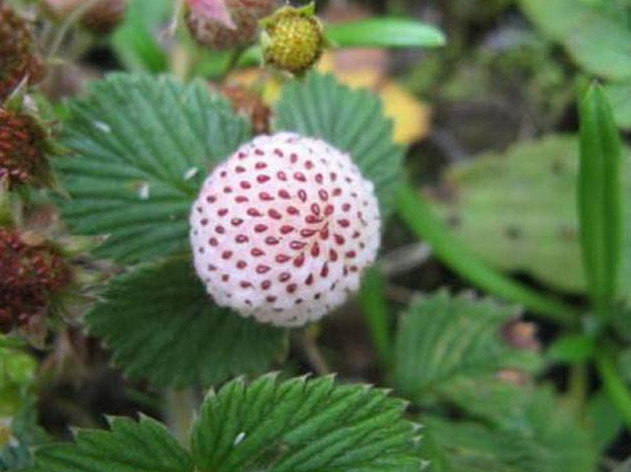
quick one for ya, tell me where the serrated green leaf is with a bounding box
[393,292,542,404]
[273,73,403,217]
[578,83,624,312]
[520,0,631,81]
[86,258,287,388]
[191,375,422,472]
[424,387,597,472]
[30,416,193,472]
[56,74,250,264]
[326,19,446,48]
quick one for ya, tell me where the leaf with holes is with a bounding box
[273,72,403,217]
[192,375,422,472]
[29,416,193,472]
[86,258,287,388]
[393,291,542,405]
[56,73,250,264]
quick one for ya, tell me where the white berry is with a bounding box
[190,133,381,327]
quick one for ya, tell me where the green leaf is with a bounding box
[520,0,631,81]
[605,82,631,130]
[428,135,584,293]
[325,19,446,48]
[56,74,250,264]
[393,292,542,405]
[191,375,422,472]
[110,0,171,72]
[30,416,193,472]
[587,389,624,451]
[273,72,403,217]
[357,267,392,369]
[578,83,624,312]
[424,387,597,472]
[86,258,287,388]
[547,334,595,363]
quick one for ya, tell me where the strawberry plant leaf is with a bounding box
[56,74,250,264]
[29,416,193,472]
[273,72,404,217]
[393,291,542,405]
[423,387,597,472]
[86,258,287,388]
[191,374,422,472]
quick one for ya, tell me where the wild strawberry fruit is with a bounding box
[43,0,127,34]
[261,5,324,74]
[0,229,71,333]
[0,3,44,101]
[190,133,380,327]
[0,109,48,188]
[186,0,277,50]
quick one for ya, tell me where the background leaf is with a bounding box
[56,74,250,264]
[273,72,404,217]
[393,291,542,404]
[423,386,596,472]
[428,135,584,292]
[29,416,193,472]
[191,375,422,472]
[520,0,631,81]
[110,0,171,72]
[86,258,287,388]
[326,19,446,48]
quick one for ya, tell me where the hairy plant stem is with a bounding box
[164,389,198,446]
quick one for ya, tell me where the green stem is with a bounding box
[395,182,578,325]
[568,363,588,416]
[221,48,246,80]
[357,267,393,370]
[595,350,631,431]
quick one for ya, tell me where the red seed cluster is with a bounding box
[190,133,381,327]
[0,2,44,101]
[0,108,47,188]
[0,229,71,333]
[186,0,277,50]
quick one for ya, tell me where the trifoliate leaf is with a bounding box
[56,74,250,264]
[393,291,542,405]
[192,375,422,472]
[29,416,193,472]
[86,258,287,388]
[423,387,597,472]
[273,72,404,217]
